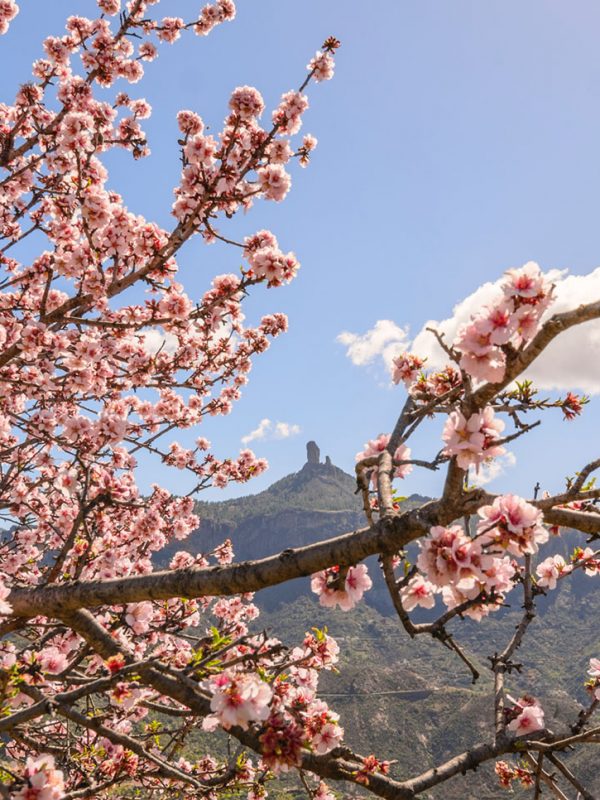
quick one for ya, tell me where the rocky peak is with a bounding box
[306,440,320,464]
[303,441,335,474]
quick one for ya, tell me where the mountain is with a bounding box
[158,441,423,609]
[199,441,364,522]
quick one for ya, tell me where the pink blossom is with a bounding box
[480,555,516,594]
[157,17,185,44]
[177,110,204,135]
[247,246,299,287]
[451,262,553,382]
[400,575,437,612]
[588,657,600,677]
[184,134,217,166]
[244,229,279,256]
[311,721,344,754]
[98,0,120,14]
[417,525,480,587]
[13,754,65,800]
[455,319,496,357]
[536,555,571,590]
[507,698,545,736]
[272,91,309,135]
[478,495,548,556]
[458,348,506,383]
[392,352,426,387]
[442,407,505,471]
[139,42,158,61]
[110,681,144,711]
[203,671,273,730]
[579,547,600,576]
[302,630,340,668]
[39,646,68,675]
[345,564,372,604]
[257,165,291,202]
[485,302,518,345]
[308,50,335,81]
[513,304,543,345]
[229,86,265,120]
[355,433,413,486]
[314,782,335,800]
[125,601,154,634]
[503,261,552,303]
[311,564,372,611]
[266,139,293,164]
[0,0,18,36]
[415,524,516,616]
[259,715,304,772]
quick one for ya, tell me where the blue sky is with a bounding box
[3,1,600,501]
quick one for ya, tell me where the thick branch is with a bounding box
[8,501,453,618]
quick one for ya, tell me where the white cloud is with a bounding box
[470,452,517,487]
[274,421,301,439]
[142,329,178,355]
[336,320,410,370]
[241,418,300,445]
[241,418,272,444]
[525,268,600,394]
[340,267,600,394]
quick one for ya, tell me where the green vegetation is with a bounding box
[188,454,600,798]
[195,462,364,524]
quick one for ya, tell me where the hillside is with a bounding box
[257,587,600,799]
[170,442,600,798]
[159,441,423,608]
[197,442,364,523]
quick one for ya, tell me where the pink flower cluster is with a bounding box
[495,760,534,789]
[0,0,18,35]
[588,658,600,677]
[192,0,236,36]
[0,3,343,795]
[229,85,265,119]
[201,628,344,773]
[355,433,413,487]
[355,755,391,785]
[391,352,426,387]
[257,164,292,202]
[536,554,571,589]
[272,91,309,136]
[409,365,463,404]
[203,671,273,731]
[311,564,372,611]
[416,523,516,619]
[303,700,344,755]
[477,495,549,556]
[308,49,335,82]
[589,658,600,700]
[442,407,505,471]
[454,262,554,383]
[13,754,65,800]
[244,230,299,287]
[573,546,600,576]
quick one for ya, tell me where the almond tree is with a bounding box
[0,3,599,799]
